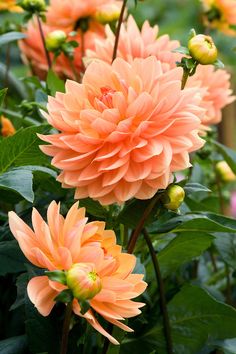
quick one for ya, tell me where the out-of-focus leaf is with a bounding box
[0,32,26,46]
[158,232,214,278]
[10,273,28,311]
[46,70,65,96]
[213,338,236,354]
[122,285,236,354]
[213,141,236,175]
[214,233,236,269]
[0,335,27,354]
[183,183,211,194]
[79,198,107,219]
[0,125,50,173]
[0,63,27,100]
[0,166,56,202]
[0,88,8,106]
[0,241,28,276]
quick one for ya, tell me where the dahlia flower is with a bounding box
[187,65,235,127]
[19,20,104,80]
[39,56,205,205]
[201,0,236,36]
[8,201,147,344]
[0,0,22,12]
[1,116,16,137]
[86,15,181,71]
[46,0,122,30]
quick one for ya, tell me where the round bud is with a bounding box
[46,30,67,51]
[163,185,185,211]
[66,263,102,301]
[95,4,121,24]
[20,0,46,12]
[188,34,218,65]
[216,161,236,182]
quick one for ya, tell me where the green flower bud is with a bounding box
[163,185,185,211]
[19,0,46,12]
[66,263,102,301]
[188,34,218,65]
[95,4,120,24]
[216,161,236,182]
[46,30,67,51]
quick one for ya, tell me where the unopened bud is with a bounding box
[216,161,236,182]
[188,34,218,65]
[46,30,67,51]
[163,185,185,210]
[95,4,121,24]
[1,116,15,137]
[66,263,102,301]
[19,0,46,12]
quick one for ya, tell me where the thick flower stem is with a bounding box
[127,193,161,254]
[60,302,73,354]
[36,15,52,69]
[112,0,128,62]
[143,229,173,354]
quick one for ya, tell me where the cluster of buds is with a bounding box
[17,0,46,19]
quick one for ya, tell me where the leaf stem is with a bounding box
[143,228,173,354]
[112,0,127,62]
[36,15,52,70]
[60,302,73,354]
[127,193,161,254]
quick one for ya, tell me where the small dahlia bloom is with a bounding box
[187,65,235,127]
[39,56,205,205]
[19,20,104,80]
[86,15,181,71]
[0,0,22,12]
[1,116,16,137]
[8,201,147,344]
[46,0,122,30]
[201,0,236,36]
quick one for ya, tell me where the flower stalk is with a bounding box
[143,229,173,354]
[60,302,73,354]
[36,15,52,69]
[112,0,127,62]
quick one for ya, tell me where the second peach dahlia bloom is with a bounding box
[8,201,146,344]
[39,56,205,205]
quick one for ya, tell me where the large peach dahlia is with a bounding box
[86,15,181,71]
[8,201,146,344]
[39,56,205,205]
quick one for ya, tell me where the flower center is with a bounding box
[99,86,115,109]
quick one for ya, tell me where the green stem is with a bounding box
[112,0,128,62]
[36,15,52,70]
[60,302,73,354]
[127,193,161,254]
[143,229,173,354]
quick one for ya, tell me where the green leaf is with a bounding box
[0,125,50,173]
[10,273,28,311]
[122,285,236,354]
[0,240,28,276]
[0,31,26,46]
[213,59,224,69]
[150,213,236,234]
[46,69,65,96]
[0,335,27,354]
[80,301,90,315]
[0,166,57,202]
[214,338,236,354]
[45,270,67,285]
[212,141,236,175]
[79,198,107,218]
[0,88,8,106]
[214,233,236,269]
[172,46,190,55]
[158,232,214,278]
[183,183,211,195]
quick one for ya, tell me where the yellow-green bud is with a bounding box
[46,30,67,51]
[66,263,102,301]
[216,161,236,182]
[20,0,46,12]
[163,185,185,210]
[188,34,218,65]
[95,4,120,24]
